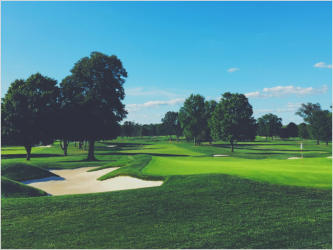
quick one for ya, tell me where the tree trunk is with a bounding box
[24,145,32,161]
[87,139,96,161]
[74,141,77,147]
[79,141,83,149]
[316,139,320,145]
[60,139,69,156]
[230,140,234,152]
[326,140,328,146]
[193,137,196,146]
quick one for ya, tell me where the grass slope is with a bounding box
[1,177,48,198]
[144,156,332,189]
[2,174,331,248]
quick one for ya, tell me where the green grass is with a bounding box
[2,174,331,248]
[1,136,332,248]
[143,156,332,189]
[1,176,48,198]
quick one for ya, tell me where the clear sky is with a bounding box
[2,1,332,125]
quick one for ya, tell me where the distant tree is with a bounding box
[61,52,127,161]
[296,103,321,124]
[298,123,310,139]
[122,121,136,137]
[211,92,256,152]
[279,127,289,139]
[205,100,217,143]
[311,110,332,145]
[1,74,59,160]
[179,94,207,145]
[257,113,282,140]
[162,111,182,140]
[286,122,298,138]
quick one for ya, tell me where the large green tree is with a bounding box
[286,122,298,138]
[257,113,282,140]
[1,73,59,160]
[210,92,256,152]
[60,52,128,161]
[311,110,332,145]
[298,123,310,139]
[178,94,207,145]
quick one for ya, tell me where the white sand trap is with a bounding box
[23,167,163,196]
[37,145,52,148]
[107,145,117,148]
[288,157,301,159]
[213,154,229,157]
[327,156,332,158]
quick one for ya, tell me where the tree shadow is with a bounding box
[1,154,63,159]
[99,152,190,157]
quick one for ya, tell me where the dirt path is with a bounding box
[23,167,163,196]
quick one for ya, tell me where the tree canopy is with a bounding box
[211,92,256,152]
[162,111,182,140]
[61,52,128,160]
[1,73,59,160]
[257,113,282,140]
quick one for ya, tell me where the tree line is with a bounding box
[2,51,332,160]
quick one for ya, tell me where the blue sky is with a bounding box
[2,1,332,125]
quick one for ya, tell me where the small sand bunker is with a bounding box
[37,145,52,148]
[213,154,229,157]
[327,156,332,159]
[23,167,163,196]
[107,145,117,148]
[288,157,301,160]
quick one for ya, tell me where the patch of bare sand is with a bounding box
[288,157,301,159]
[24,167,163,196]
[213,154,229,157]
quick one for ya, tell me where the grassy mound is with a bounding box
[98,154,163,181]
[1,162,59,181]
[1,177,48,198]
[2,174,331,248]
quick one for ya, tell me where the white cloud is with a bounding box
[126,87,179,98]
[245,85,328,98]
[126,98,185,112]
[313,62,332,69]
[227,67,240,73]
[254,102,302,114]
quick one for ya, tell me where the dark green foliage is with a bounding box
[311,110,332,145]
[2,162,59,181]
[286,122,298,137]
[296,103,321,124]
[210,93,256,151]
[279,127,289,139]
[257,113,282,139]
[1,73,60,160]
[2,175,331,248]
[298,123,310,139]
[1,176,48,198]
[60,52,128,160]
[161,111,182,140]
[178,94,208,145]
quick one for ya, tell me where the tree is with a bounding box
[286,122,298,138]
[296,103,321,123]
[298,123,310,139]
[61,52,127,161]
[210,92,256,152]
[257,113,282,140]
[122,121,136,137]
[178,94,207,145]
[205,100,217,143]
[311,110,332,145]
[279,127,289,139]
[1,73,59,160]
[162,111,182,141]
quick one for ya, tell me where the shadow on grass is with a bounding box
[1,154,63,159]
[99,152,190,157]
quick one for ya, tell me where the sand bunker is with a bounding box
[23,167,163,196]
[213,154,229,157]
[107,145,117,148]
[327,156,332,159]
[37,145,52,148]
[288,157,301,159]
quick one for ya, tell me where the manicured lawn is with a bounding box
[1,136,332,248]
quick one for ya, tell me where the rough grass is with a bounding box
[2,174,331,248]
[1,177,48,198]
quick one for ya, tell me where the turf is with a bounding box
[1,176,48,198]
[1,174,331,248]
[1,136,332,248]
